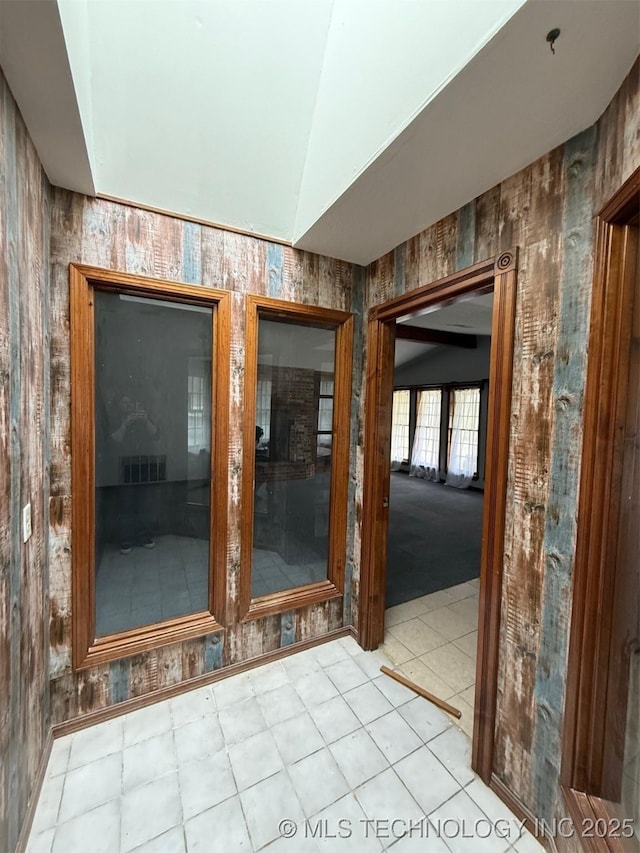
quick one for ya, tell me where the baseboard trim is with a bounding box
[52,626,354,738]
[14,728,54,853]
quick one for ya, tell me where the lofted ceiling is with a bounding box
[296,0,640,263]
[395,292,493,367]
[0,0,638,265]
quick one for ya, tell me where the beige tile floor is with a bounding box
[382,580,480,739]
[25,634,544,853]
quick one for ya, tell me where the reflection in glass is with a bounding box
[94,291,212,636]
[252,319,335,598]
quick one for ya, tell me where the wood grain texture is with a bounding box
[0,72,51,853]
[0,85,12,852]
[68,264,235,669]
[594,58,639,213]
[48,189,358,727]
[280,610,296,647]
[238,296,352,624]
[358,315,396,650]
[51,628,351,740]
[0,49,637,853]
[404,234,421,294]
[495,149,559,806]
[393,243,406,297]
[301,251,319,306]
[418,221,439,286]
[282,246,304,304]
[474,185,501,264]
[473,254,518,782]
[225,289,246,629]
[361,60,640,838]
[561,169,639,839]
[345,266,366,629]
[456,201,476,271]
[531,127,597,819]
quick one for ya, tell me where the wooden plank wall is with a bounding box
[2,45,637,849]
[0,74,51,853]
[47,191,362,723]
[362,58,639,826]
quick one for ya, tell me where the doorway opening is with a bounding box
[562,167,640,837]
[359,251,518,783]
[383,293,493,739]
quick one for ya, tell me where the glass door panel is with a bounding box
[94,291,213,636]
[252,319,336,598]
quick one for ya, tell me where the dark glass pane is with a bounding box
[94,291,212,636]
[252,319,335,598]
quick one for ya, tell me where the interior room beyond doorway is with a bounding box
[381,293,492,739]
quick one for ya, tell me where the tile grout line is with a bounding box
[28,635,542,853]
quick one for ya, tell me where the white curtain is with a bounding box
[410,389,441,481]
[255,377,272,442]
[390,390,410,471]
[445,387,480,489]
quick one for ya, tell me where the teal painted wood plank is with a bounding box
[267,242,283,298]
[182,221,201,284]
[108,658,131,703]
[280,611,296,646]
[394,244,405,297]
[204,632,223,671]
[532,125,597,820]
[456,201,476,270]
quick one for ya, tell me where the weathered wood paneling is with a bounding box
[0,86,12,853]
[594,57,639,211]
[456,201,476,270]
[226,290,246,628]
[201,226,224,289]
[47,188,362,727]
[282,246,304,304]
[362,57,639,834]
[301,250,319,306]
[280,610,296,647]
[2,45,635,853]
[404,234,421,293]
[393,244,406,297]
[496,146,564,807]
[0,72,51,853]
[474,184,501,262]
[345,265,366,630]
[204,632,224,672]
[531,126,597,819]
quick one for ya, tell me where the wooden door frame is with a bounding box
[358,249,519,783]
[561,167,640,851]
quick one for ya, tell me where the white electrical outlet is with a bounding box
[22,503,32,543]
